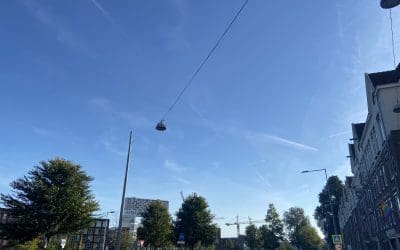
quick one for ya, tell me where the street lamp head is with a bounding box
[381,0,400,9]
[108,211,115,214]
[301,170,309,173]
[156,120,167,131]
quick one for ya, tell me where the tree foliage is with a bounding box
[244,224,261,250]
[283,207,307,247]
[264,203,284,249]
[138,200,173,247]
[0,158,99,243]
[314,175,344,247]
[295,224,324,250]
[283,207,324,250]
[174,193,217,248]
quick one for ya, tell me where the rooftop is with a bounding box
[353,123,366,139]
[368,63,400,87]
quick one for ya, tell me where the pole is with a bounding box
[116,131,133,250]
[324,169,338,235]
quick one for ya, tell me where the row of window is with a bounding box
[352,191,400,238]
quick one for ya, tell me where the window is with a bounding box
[371,127,379,154]
[376,115,386,141]
[382,165,388,187]
[395,192,400,213]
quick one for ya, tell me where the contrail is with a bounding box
[328,131,351,138]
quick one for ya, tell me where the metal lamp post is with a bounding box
[301,168,338,235]
[116,124,167,250]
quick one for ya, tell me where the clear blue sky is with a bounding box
[0,0,398,237]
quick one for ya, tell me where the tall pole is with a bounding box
[116,131,132,250]
[324,169,338,235]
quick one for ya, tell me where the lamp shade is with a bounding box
[381,0,400,9]
[156,120,167,131]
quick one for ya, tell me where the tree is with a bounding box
[277,240,292,250]
[283,207,309,248]
[138,200,173,247]
[174,193,217,248]
[295,225,324,250]
[0,158,99,244]
[259,225,277,250]
[244,224,261,250]
[314,176,344,247]
[120,230,134,250]
[264,203,284,249]
[14,238,40,250]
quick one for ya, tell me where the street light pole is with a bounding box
[115,131,133,250]
[301,168,338,235]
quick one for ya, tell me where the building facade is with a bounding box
[338,65,400,250]
[68,218,109,250]
[122,197,169,234]
[0,208,11,248]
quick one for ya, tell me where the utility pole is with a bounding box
[301,168,338,235]
[115,131,132,250]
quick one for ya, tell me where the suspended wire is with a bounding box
[160,0,250,120]
[390,9,396,68]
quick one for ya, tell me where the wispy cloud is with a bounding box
[33,127,53,137]
[328,131,351,138]
[99,133,126,156]
[164,160,186,173]
[23,2,86,51]
[246,132,318,152]
[90,0,115,24]
[89,0,129,39]
[171,175,191,185]
[89,97,152,128]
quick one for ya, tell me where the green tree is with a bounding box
[14,238,40,250]
[296,225,324,250]
[314,176,344,247]
[138,200,173,247]
[0,158,99,244]
[283,207,309,248]
[264,203,284,249]
[121,230,134,250]
[245,224,261,249]
[174,193,217,248]
[259,225,277,250]
[277,240,291,250]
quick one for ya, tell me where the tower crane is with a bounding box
[225,216,264,238]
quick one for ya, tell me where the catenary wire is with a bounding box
[160,0,250,120]
[390,9,396,68]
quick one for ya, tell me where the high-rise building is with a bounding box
[122,197,169,237]
[338,65,400,249]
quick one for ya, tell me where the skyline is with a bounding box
[1,0,399,237]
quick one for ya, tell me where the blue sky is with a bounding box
[0,0,398,237]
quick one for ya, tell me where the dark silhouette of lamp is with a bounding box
[381,0,400,9]
[156,120,167,131]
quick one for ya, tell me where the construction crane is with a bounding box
[225,216,264,238]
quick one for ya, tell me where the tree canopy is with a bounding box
[138,200,173,247]
[0,158,99,243]
[283,207,323,249]
[244,224,261,250]
[314,175,344,247]
[264,203,284,249]
[295,224,324,250]
[174,193,217,248]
